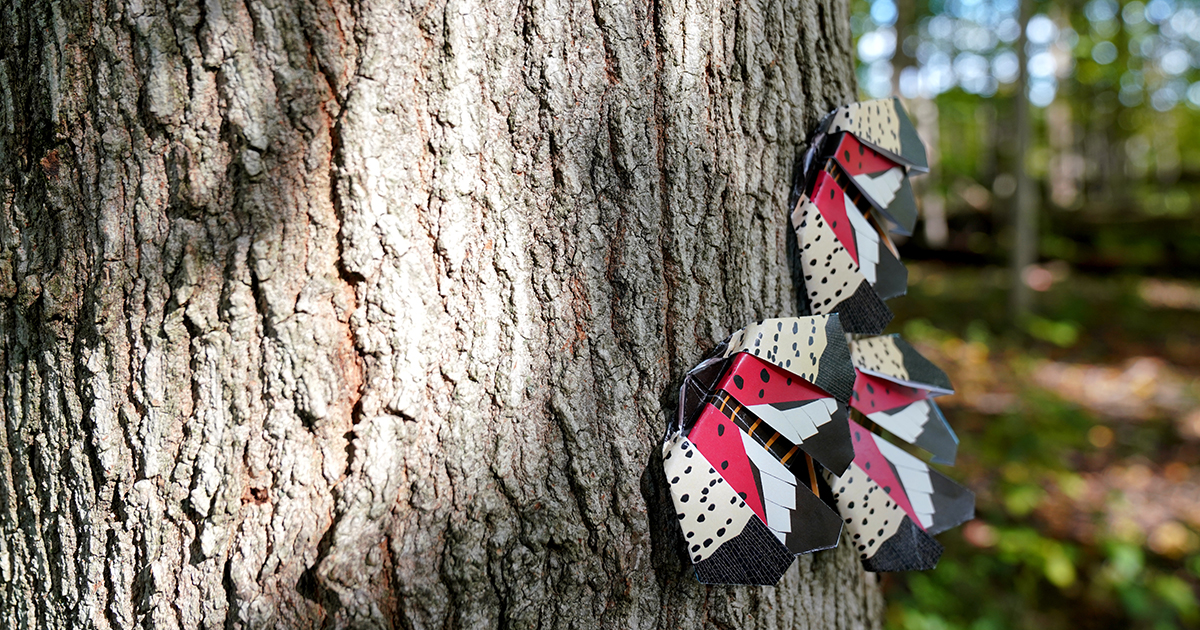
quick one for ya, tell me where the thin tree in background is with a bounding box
[1010,0,1040,318]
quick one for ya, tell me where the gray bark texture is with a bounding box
[0,0,884,628]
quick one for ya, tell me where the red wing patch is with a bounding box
[831,132,901,176]
[690,404,767,522]
[809,170,858,264]
[852,371,929,413]
[716,352,830,406]
[847,419,922,529]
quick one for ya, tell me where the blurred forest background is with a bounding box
[846,0,1200,628]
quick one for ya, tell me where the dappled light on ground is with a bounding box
[1139,279,1200,312]
[1032,358,1198,422]
[880,263,1200,630]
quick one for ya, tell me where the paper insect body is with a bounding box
[825,419,942,571]
[822,132,920,234]
[824,335,975,571]
[817,97,929,171]
[664,316,856,585]
[793,97,929,335]
[665,98,974,585]
[714,353,854,475]
[825,418,972,571]
[852,371,958,465]
[793,168,908,335]
[850,334,959,464]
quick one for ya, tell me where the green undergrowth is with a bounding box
[881,263,1200,630]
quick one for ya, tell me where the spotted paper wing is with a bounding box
[792,170,907,334]
[716,352,854,475]
[814,165,908,300]
[825,420,974,571]
[849,334,953,395]
[870,431,975,536]
[818,97,928,171]
[662,431,795,585]
[824,131,919,234]
[662,391,846,583]
[693,392,844,556]
[792,190,889,334]
[824,420,942,571]
[851,370,959,465]
[722,316,856,403]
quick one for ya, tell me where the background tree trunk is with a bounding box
[0,0,883,628]
[1008,0,1038,318]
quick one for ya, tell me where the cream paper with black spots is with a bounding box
[827,99,902,157]
[850,335,908,381]
[662,432,754,563]
[824,462,906,561]
[791,196,863,314]
[724,317,829,386]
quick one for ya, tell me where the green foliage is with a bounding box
[850,0,1200,274]
[883,265,1200,629]
[844,1,1200,624]
[1022,316,1081,347]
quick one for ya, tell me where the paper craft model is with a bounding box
[663,316,856,585]
[824,417,972,571]
[663,98,974,585]
[793,97,929,335]
[828,335,974,571]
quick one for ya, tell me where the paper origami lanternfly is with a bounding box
[794,97,928,335]
[663,316,856,585]
[663,97,974,585]
[828,335,974,571]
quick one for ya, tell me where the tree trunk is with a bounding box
[0,1,883,628]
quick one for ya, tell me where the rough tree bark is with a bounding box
[0,0,883,628]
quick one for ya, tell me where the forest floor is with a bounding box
[881,262,1200,630]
